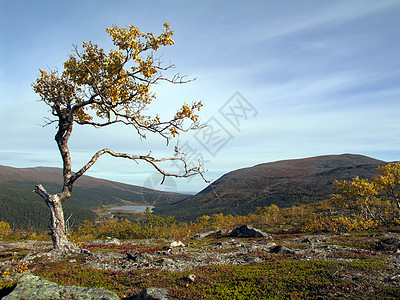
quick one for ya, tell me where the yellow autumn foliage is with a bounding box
[332,162,400,223]
[0,221,11,237]
[32,23,202,139]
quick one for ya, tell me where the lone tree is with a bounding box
[32,23,204,253]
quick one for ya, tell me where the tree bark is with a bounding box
[34,184,81,253]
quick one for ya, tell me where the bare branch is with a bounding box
[68,148,206,187]
[39,117,58,127]
[158,73,196,84]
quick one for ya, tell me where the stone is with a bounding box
[301,238,313,244]
[244,257,262,263]
[161,258,175,265]
[193,229,225,240]
[230,225,271,238]
[186,274,196,283]
[126,251,153,263]
[131,287,169,300]
[169,241,185,248]
[106,237,121,245]
[265,242,277,248]
[269,245,302,254]
[375,235,400,252]
[269,245,296,255]
[2,273,120,300]
[390,274,400,281]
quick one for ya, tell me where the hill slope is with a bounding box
[0,165,187,230]
[154,154,386,221]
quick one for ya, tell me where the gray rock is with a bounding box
[131,287,169,300]
[185,274,196,283]
[127,251,153,263]
[169,241,185,248]
[193,229,225,240]
[3,273,120,300]
[375,235,400,252]
[265,242,277,248]
[106,237,121,245]
[213,240,243,249]
[301,237,313,244]
[244,257,262,263]
[230,225,271,238]
[161,258,175,265]
[269,245,296,255]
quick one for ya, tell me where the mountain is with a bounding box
[154,154,387,221]
[0,165,187,230]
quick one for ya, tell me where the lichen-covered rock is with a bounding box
[3,273,120,300]
[230,225,271,238]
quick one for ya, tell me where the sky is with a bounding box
[1,0,400,194]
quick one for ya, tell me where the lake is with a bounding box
[110,205,155,212]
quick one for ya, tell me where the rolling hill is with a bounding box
[153,154,387,221]
[0,165,187,230]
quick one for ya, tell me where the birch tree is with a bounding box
[32,23,204,253]
[332,162,400,223]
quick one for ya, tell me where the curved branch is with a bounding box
[68,148,207,187]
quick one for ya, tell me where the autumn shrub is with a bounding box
[192,213,241,233]
[304,215,379,233]
[332,162,400,224]
[0,221,11,237]
[73,212,193,241]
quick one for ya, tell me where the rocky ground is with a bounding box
[1,226,400,299]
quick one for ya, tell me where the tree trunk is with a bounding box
[34,184,81,253]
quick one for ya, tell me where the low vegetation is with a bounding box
[2,230,400,299]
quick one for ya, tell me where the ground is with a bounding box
[1,231,400,299]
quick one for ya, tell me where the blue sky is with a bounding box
[1,0,400,194]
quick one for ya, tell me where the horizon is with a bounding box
[0,152,395,195]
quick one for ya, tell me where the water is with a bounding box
[110,205,154,212]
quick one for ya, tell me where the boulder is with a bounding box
[230,225,271,238]
[3,273,120,300]
[129,287,169,300]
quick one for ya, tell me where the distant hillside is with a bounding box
[0,165,187,230]
[154,154,387,221]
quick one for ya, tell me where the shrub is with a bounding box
[0,221,11,237]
